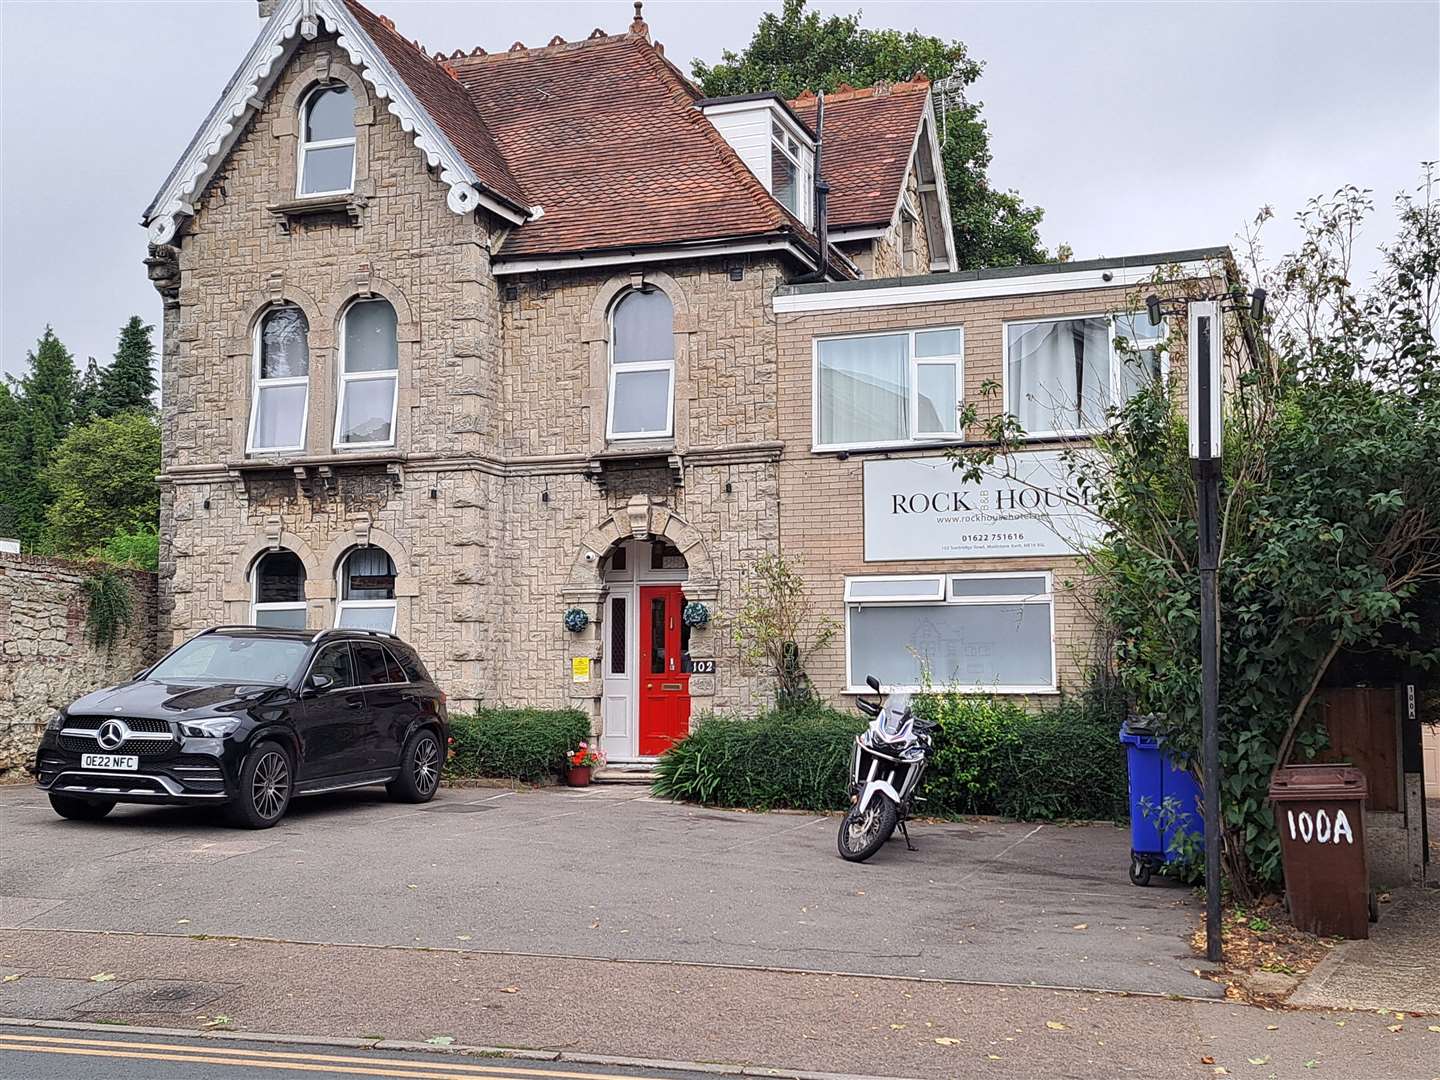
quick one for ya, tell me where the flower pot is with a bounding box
[566,765,593,787]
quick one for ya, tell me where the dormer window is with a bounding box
[298,83,356,197]
[771,121,804,218]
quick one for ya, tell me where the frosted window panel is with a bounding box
[817,334,908,444]
[253,384,307,449]
[338,604,396,632]
[300,145,355,194]
[916,364,957,433]
[613,290,673,363]
[611,369,671,435]
[260,308,309,378]
[255,606,307,630]
[338,378,395,445]
[305,86,354,141]
[772,143,800,216]
[849,602,1052,688]
[344,302,398,371]
[915,329,962,358]
[1006,318,1112,433]
[949,575,1048,599]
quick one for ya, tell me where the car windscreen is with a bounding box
[148,635,310,684]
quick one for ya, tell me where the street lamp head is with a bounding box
[1145,293,1163,327]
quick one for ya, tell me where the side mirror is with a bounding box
[865,675,882,693]
[304,673,334,696]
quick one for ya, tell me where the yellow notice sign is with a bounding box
[571,656,591,683]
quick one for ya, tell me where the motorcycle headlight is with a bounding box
[179,717,240,739]
[46,711,67,733]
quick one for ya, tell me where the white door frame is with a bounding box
[600,539,688,763]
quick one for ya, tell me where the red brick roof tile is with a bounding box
[790,79,932,231]
[446,33,805,260]
[344,0,530,212]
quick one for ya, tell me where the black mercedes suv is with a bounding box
[31,626,449,828]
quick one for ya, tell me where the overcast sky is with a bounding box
[1,0,1436,380]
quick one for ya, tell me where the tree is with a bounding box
[0,327,79,549]
[950,167,1440,898]
[692,0,1047,268]
[97,316,157,416]
[41,412,161,557]
[74,357,104,423]
[731,553,837,709]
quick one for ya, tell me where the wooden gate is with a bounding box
[1313,687,1401,812]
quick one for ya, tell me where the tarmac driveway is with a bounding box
[0,783,1218,998]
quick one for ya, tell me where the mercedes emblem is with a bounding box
[96,719,130,751]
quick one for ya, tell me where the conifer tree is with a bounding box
[74,357,104,423]
[0,327,79,549]
[97,316,158,416]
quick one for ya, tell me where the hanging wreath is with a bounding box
[563,607,589,633]
[682,601,710,628]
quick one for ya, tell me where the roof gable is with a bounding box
[143,0,530,245]
[789,79,932,232]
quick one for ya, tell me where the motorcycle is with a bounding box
[837,675,937,862]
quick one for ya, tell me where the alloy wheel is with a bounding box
[845,804,882,851]
[252,751,290,820]
[412,736,439,795]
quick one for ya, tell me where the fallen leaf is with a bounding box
[176,919,190,925]
[889,1024,906,1030]
[1428,1025,1440,1033]
[1394,1012,1406,1020]
[1200,1056,1215,1065]
[1378,892,1392,903]
[1213,1069,1229,1076]
[499,986,519,994]
[456,935,472,941]
[1248,1057,1269,1065]
[1387,1024,1403,1033]
[590,919,601,929]
[1266,1024,1279,1030]
[1304,1061,1318,1069]
[934,1037,960,1045]
[425,1036,454,1046]
[202,1015,232,1029]
[1072,923,1088,930]
[2,974,20,983]
[985,1054,1001,1060]
[1045,1021,1067,1031]
[89,973,116,983]
[406,884,417,890]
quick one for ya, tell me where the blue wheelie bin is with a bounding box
[1120,715,1203,885]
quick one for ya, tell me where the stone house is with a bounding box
[142,0,959,762]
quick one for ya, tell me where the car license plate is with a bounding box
[81,754,139,771]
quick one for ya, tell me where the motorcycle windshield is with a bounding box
[878,693,913,741]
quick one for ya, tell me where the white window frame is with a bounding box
[1001,312,1170,440]
[770,118,812,225]
[334,599,397,633]
[297,83,357,199]
[843,570,1057,695]
[333,298,399,450]
[250,552,306,628]
[812,325,964,452]
[606,290,675,442]
[246,307,309,455]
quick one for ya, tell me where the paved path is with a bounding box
[1291,886,1440,1013]
[0,783,1213,998]
[1,933,1434,1080]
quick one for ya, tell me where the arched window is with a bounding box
[607,287,674,440]
[298,83,356,196]
[336,548,397,632]
[251,550,307,628]
[335,298,398,447]
[248,305,310,453]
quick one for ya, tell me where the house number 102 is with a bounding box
[1286,808,1355,845]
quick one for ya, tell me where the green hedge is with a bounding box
[445,708,590,783]
[651,706,864,811]
[652,689,1129,822]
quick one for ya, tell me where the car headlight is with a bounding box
[46,711,66,733]
[179,717,241,739]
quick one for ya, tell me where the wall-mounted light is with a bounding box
[728,266,744,282]
[202,497,210,510]
[724,481,733,495]
[541,490,550,504]
[429,486,438,500]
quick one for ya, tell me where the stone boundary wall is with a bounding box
[0,554,159,778]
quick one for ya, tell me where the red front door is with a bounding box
[638,584,691,756]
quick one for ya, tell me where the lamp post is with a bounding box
[1145,287,1264,964]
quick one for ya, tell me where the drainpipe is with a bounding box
[791,93,831,283]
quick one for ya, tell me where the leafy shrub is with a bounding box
[912,693,1028,815]
[654,687,1129,822]
[651,705,863,811]
[92,523,159,572]
[445,708,590,783]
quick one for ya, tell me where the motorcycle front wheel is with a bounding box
[837,797,899,862]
